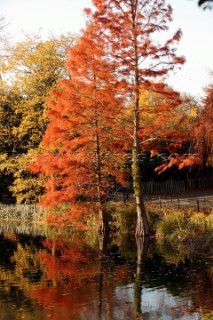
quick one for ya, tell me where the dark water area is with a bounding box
[0,223,212,320]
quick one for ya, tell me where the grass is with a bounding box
[104,202,213,258]
[200,311,213,320]
[154,208,213,258]
[156,209,213,239]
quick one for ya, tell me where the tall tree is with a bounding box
[30,25,128,232]
[86,0,184,236]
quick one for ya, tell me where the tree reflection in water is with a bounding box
[0,228,212,319]
[134,236,149,320]
[30,233,136,319]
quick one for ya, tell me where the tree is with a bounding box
[86,0,184,236]
[4,34,75,151]
[0,33,76,203]
[30,25,128,233]
[195,81,213,170]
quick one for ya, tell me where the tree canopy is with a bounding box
[0,33,76,203]
[30,24,129,231]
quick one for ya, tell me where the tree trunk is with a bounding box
[95,115,107,235]
[131,9,150,237]
[132,146,150,237]
[132,152,150,237]
[135,193,150,237]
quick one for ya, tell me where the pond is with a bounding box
[0,222,212,320]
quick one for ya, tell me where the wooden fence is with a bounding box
[145,196,213,213]
[142,175,213,195]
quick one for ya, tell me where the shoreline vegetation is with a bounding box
[0,196,212,246]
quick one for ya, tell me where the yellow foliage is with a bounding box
[0,33,76,203]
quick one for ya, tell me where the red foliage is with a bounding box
[89,0,184,91]
[29,23,129,219]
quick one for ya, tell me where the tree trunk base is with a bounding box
[135,194,150,237]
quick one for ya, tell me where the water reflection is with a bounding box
[0,225,212,319]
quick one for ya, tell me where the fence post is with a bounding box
[177,199,180,210]
[197,200,200,212]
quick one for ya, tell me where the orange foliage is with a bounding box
[29,23,129,219]
[89,0,184,91]
[155,154,201,174]
[44,204,92,230]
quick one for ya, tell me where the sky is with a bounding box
[1,0,213,100]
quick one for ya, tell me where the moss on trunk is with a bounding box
[132,147,150,237]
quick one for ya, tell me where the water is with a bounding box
[0,223,212,319]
